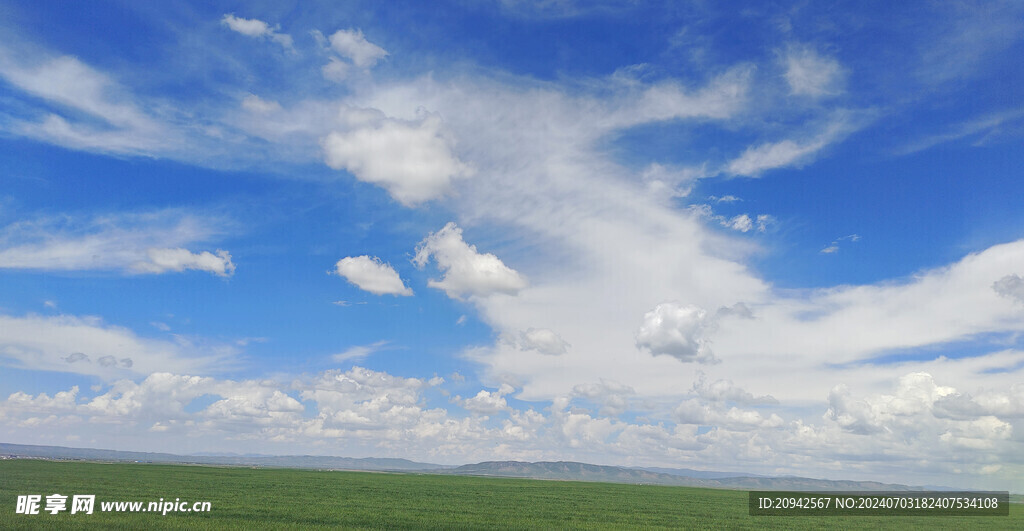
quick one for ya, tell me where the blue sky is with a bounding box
[2,0,1024,491]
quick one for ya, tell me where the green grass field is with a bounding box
[1,460,1019,529]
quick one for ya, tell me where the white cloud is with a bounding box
[915,2,1024,84]
[639,163,705,198]
[0,211,233,277]
[413,222,527,299]
[328,29,388,68]
[690,206,773,234]
[726,214,753,232]
[674,398,783,431]
[133,248,235,277]
[0,313,236,378]
[897,109,1024,155]
[710,239,1024,407]
[821,234,860,254]
[241,94,282,114]
[349,73,768,407]
[3,365,1023,489]
[459,384,515,415]
[332,340,390,362]
[516,328,569,355]
[825,373,1014,454]
[725,115,859,176]
[691,372,777,405]
[335,60,1024,488]
[221,14,294,50]
[0,51,174,155]
[934,384,1024,419]
[321,57,351,82]
[608,65,754,127]
[572,380,635,416]
[635,303,716,363]
[727,137,828,176]
[782,44,844,98]
[221,14,274,37]
[333,256,412,296]
[322,114,471,206]
[4,17,1017,489]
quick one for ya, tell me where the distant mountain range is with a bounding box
[0,442,444,471]
[1,442,943,491]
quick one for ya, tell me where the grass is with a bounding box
[1,459,1019,529]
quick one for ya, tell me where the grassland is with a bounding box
[1,459,1019,529]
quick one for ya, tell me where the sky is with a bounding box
[1,0,1023,492]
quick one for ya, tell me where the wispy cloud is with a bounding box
[724,113,864,177]
[820,234,860,254]
[0,50,176,155]
[781,43,845,98]
[0,211,234,277]
[332,340,390,362]
[897,109,1024,155]
[0,313,237,378]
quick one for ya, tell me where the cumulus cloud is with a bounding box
[333,256,412,296]
[459,384,515,415]
[635,303,716,363]
[133,248,235,277]
[782,44,844,97]
[824,373,1015,455]
[572,380,635,416]
[322,114,471,206]
[328,29,388,68]
[3,366,1023,488]
[0,211,233,277]
[690,205,773,233]
[221,14,294,50]
[413,222,527,299]
[692,372,777,405]
[674,398,783,431]
[934,384,1024,419]
[726,214,752,232]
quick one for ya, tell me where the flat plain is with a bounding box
[1,460,1018,529]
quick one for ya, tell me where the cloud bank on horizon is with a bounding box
[1,0,1023,491]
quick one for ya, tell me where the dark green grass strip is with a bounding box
[1,460,1019,529]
